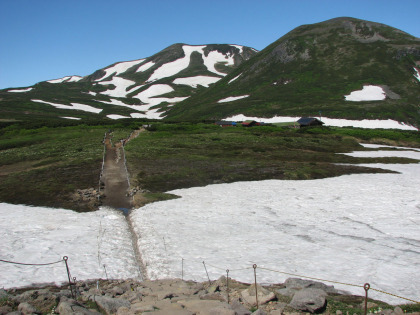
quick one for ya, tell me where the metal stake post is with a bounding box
[364,283,371,315]
[181,258,184,281]
[203,261,211,285]
[226,269,230,304]
[253,264,258,309]
[63,256,74,299]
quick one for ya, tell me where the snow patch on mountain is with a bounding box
[231,44,244,54]
[218,95,249,103]
[147,46,205,82]
[95,59,145,81]
[173,76,220,88]
[107,114,131,119]
[47,76,83,84]
[133,84,174,100]
[202,50,234,77]
[224,114,418,130]
[98,77,136,98]
[130,108,164,119]
[147,45,240,82]
[136,61,155,72]
[132,84,188,107]
[345,85,386,101]
[414,67,420,82]
[31,99,102,113]
[61,116,81,120]
[8,87,33,93]
[228,73,242,84]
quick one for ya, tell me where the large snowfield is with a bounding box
[1,144,419,305]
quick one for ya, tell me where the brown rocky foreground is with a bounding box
[1,277,418,315]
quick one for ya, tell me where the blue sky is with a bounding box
[1,0,419,89]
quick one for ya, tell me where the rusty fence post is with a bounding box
[364,283,371,315]
[63,256,75,299]
[181,258,184,281]
[253,264,259,309]
[203,261,211,285]
[226,269,230,304]
[103,264,109,280]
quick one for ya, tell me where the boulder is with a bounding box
[17,302,38,315]
[230,299,252,315]
[241,284,276,307]
[57,299,98,315]
[90,295,130,315]
[289,288,327,313]
[284,278,341,294]
[177,299,234,315]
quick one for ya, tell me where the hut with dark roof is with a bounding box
[297,117,324,127]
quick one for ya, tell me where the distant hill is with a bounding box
[165,17,420,128]
[1,17,419,127]
[0,44,256,121]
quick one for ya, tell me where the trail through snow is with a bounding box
[1,144,419,305]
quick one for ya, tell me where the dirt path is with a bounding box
[100,130,148,280]
[101,134,132,210]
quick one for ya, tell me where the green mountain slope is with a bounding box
[165,17,420,127]
[0,44,256,121]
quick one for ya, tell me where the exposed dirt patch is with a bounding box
[100,134,132,210]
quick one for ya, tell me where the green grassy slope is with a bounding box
[164,18,420,127]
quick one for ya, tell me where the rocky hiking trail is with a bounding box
[1,276,418,315]
[100,129,147,282]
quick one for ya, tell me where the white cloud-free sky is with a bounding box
[1,0,419,89]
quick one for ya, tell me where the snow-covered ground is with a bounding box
[0,207,140,288]
[173,76,221,88]
[228,73,242,84]
[31,99,103,114]
[7,87,33,93]
[98,77,136,98]
[1,145,419,305]
[147,45,237,82]
[224,114,418,131]
[218,95,250,103]
[95,59,145,82]
[47,76,83,84]
[130,145,420,304]
[414,67,420,82]
[344,85,386,101]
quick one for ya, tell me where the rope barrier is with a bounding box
[258,266,363,288]
[257,266,420,304]
[370,288,420,304]
[0,258,63,266]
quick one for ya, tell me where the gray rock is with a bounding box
[230,299,252,315]
[0,305,13,314]
[393,306,404,315]
[90,295,130,315]
[57,300,98,315]
[130,302,155,313]
[17,302,38,315]
[177,299,234,315]
[241,284,276,307]
[289,288,327,313]
[284,277,340,294]
[252,309,267,315]
[110,286,124,296]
